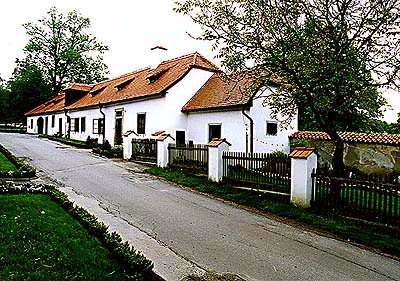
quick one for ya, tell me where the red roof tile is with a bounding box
[66,52,219,110]
[182,71,259,112]
[208,138,231,147]
[289,147,316,158]
[25,93,66,116]
[291,131,400,145]
[26,52,219,116]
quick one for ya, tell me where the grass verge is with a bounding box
[0,152,18,173]
[0,193,129,280]
[0,144,35,178]
[41,135,96,149]
[146,166,400,259]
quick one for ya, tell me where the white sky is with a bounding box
[0,0,399,123]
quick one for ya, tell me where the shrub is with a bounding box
[102,140,112,150]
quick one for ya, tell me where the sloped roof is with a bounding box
[25,93,66,116]
[182,71,261,112]
[290,131,400,145]
[64,83,93,92]
[66,52,219,110]
[289,147,316,158]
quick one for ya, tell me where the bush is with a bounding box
[102,140,112,150]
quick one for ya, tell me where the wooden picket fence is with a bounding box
[131,138,157,163]
[168,143,208,172]
[222,151,291,195]
[311,170,400,224]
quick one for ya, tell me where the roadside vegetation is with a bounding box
[146,166,400,259]
[0,144,35,178]
[0,193,129,280]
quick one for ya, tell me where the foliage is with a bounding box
[102,140,112,150]
[0,144,36,178]
[289,138,310,149]
[92,147,123,158]
[0,79,11,123]
[7,61,52,122]
[22,7,109,94]
[175,0,400,175]
[147,166,400,257]
[44,135,97,149]
[0,193,129,280]
[369,113,400,134]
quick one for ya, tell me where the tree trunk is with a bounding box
[332,137,345,176]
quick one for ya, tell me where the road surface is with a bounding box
[1,133,399,281]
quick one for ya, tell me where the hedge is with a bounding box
[0,144,36,178]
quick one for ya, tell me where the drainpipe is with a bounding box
[242,108,254,154]
[99,103,106,144]
[64,108,70,139]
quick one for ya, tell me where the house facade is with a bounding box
[26,52,297,154]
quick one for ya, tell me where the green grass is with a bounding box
[147,166,400,258]
[0,194,129,280]
[0,152,18,173]
[41,135,95,149]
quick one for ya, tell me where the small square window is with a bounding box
[266,121,278,136]
[209,124,222,142]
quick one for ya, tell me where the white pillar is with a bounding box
[208,138,231,182]
[157,134,174,167]
[122,131,137,160]
[290,147,317,208]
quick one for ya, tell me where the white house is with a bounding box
[26,52,297,154]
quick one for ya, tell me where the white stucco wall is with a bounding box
[186,87,298,153]
[27,113,66,136]
[67,107,104,143]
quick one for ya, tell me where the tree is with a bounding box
[175,0,399,175]
[7,61,52,122]
[22,7,109,94]
[0,77,11,123]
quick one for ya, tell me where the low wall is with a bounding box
[297,139,400,175]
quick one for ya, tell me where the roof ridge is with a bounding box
[95,67,151,86]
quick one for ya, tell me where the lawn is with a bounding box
[147,166,400,258]
[0,152,18,173]
[0,194,129,280]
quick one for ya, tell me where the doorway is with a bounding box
[114,109,124,145]
[37,117,44,134]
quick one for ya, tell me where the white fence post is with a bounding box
[289,147,317,208]
[122,131,137,160]
[157,134,174,167]
[208,138,231,182]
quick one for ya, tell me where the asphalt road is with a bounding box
[1,133,399,281]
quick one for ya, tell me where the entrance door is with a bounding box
[114,110,123,145]
[44,117,48,135]
[37,117,44,134]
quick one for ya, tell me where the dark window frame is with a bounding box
[51,115,55,128]
[81,117,86,132]
[266,121,278,136]
[208,124,222,142]
[93,118,104,134]
[137,113,146,135]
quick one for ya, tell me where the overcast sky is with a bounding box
[0,0,398,123]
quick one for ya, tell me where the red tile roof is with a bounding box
[26,52,219,116]
[208,138,231,147]
[289,147,316,158]
[182,71,259,112]
[25,93,66,116]
[66,52,219,110]
[291,131,400,145]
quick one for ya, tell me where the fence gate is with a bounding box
[168,143,208,172]
[131,138,157,163]
[222,151,291,195]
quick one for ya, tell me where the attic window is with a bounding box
[115,78,135,91]
[146,67,172,83]
[89,85,107,97]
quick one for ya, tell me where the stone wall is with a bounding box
[297,139,400,175]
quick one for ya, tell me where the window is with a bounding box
[30,119,33,129]
[266,121,278,136]
[208,124,222,142]
[81,117,86,132]
[176,131,186,146]
[51,115,55,128]
[70,118,75,132]
[93,118,104,134]
[137,113,146,135]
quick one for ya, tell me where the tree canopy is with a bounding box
[22,7,109,94]
[175,0,400,174]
